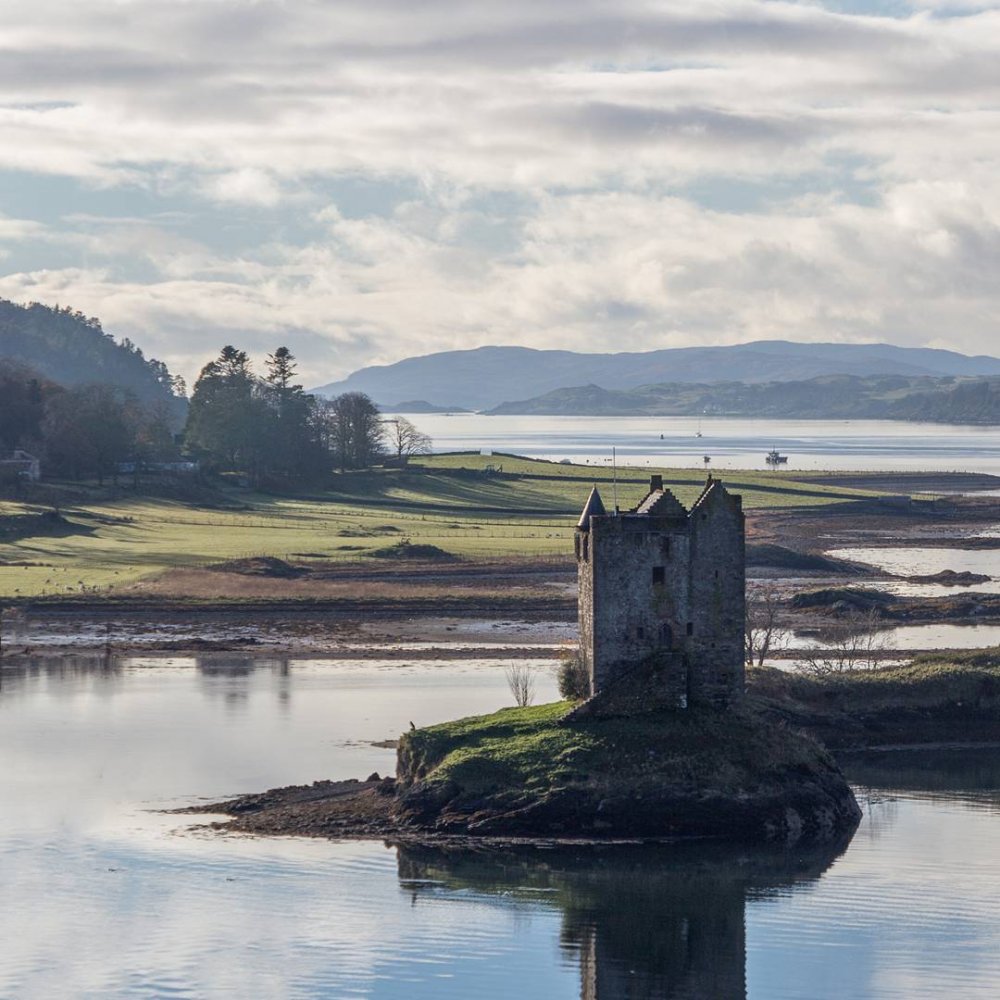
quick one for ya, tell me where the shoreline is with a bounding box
[7,595,1000,662]
[178,689,1000,846]
[0,611,576,662]
[179,737,1000,846]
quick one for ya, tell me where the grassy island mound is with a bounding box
[395,702,861,843]
[751,652,1000,749]
[187,653,1000,845]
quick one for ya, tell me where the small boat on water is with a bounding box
[765,449,788,467]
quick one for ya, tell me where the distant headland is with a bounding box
[311,341,1000,416]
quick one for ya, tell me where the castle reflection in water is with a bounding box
[397,838,850,1000]
[0,653,294,709]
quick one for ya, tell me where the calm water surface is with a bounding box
[790,623,1000,651]
[830,546,1000,595]
[2,656,1000,999]
[402,413,1000,474]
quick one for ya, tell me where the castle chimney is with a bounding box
[650,474,663,492]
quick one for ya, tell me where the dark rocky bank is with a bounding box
[181,653,1000,846]
[185,699,863,847]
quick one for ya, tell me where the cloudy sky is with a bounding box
[1,0,999,385]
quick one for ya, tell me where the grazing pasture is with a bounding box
[0,453,885,599]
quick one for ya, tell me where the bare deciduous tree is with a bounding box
[745,583,790,668]
[388,417,432,460]
[798,608,890,675]
[504,662,536,707]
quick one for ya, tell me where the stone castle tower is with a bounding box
[574,474,745,708]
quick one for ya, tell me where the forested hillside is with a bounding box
[488,374,1000,425]
[0,298,184,405]
[0,298,190,482]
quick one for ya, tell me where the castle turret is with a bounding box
[577,486,607,530]
[686,478,746,705]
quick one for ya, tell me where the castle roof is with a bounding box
[634,488,687,518]
[577,486,607,530]
[690,475,741,515]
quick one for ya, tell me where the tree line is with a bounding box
[0,358,179,484]
[184,345,430,485]
[0,344,431,488]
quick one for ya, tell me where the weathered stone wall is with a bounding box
[576,477,745,710]
[688,485,746,707]
[586,515,690,698]
[577,529,596,695]
[562,652,692,723]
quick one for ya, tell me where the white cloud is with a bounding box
[0,0,996,187]
[5,170,1000,387]
[2,0,1000,380]
[0,214,45,241]
[200,169,286,207]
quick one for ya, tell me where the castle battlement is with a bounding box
[575,474,745,708]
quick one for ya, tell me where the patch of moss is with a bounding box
[398,701,831,800]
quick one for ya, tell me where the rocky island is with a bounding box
[189,478,864,845]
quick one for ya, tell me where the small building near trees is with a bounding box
[0,450,41,483]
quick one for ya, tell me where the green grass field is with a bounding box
[0,453,885,599]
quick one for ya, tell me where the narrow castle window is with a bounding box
[686,622,693,636]
[637,626,646,640]
[582,536,589,561]
[652,566,665,585]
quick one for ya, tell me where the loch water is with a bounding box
[403,413,1000,474]
[2,655,1000,999]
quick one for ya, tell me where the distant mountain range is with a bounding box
[312,341,1000,412]
[489,374,1000,424]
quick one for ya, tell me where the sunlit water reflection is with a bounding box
[830,546,1000,596]
[2,656,1000,999]
[789,622,1000,651]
